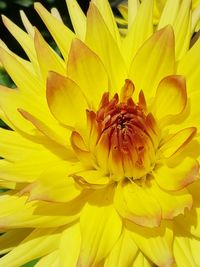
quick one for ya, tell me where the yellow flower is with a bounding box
[0,0,200,266]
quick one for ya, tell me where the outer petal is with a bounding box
[127,220,174,267]
[67,39,109,109]
[114,181,161,227]
[59,223,81,267]
[46,71,88,128]
[86,3,127,94]
[0,228,61,267]
[34,2,75,61]
[34,28,66,79]
[66,0,86,40]
[153,157,199,191]
[173,236,198,267]
[0,229,32,255]
[131,252,153,267]
[151,75,187,120]
[35,250,59,267]
[104,229,138,267]
[92,0,121,45]
[0,193,81,229]
[122,0,153,67]
[78,188,122,267]
[129,26,175,98]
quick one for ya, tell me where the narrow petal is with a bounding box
[0,228,61,267]
[153,157,199,191]
[0,193,81,229]
[0,48,43,96]
[114,181,161,227]
[92,0,121,45]
[129,26,175,98]
[86,3,127,94]
[59,223,81,267]
[127,220,174,267]
[35,250,59,267]
[66,0,86,40]
[0,229,32,255]
[34,28,66,79]
[78,188,122,267]
[20,10,34,37]
[1,15,40,74]
[19,108,70,147]
[151,75,187,120]
[104,229,138,267]
[122,0,153,67]
[189,236,200,266]
[34,2,75,61]
[46,71,88,128]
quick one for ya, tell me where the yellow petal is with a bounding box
[59,223,81,267]
[72,169,109,185]
[153,157,199,191]
[34,2,75,61]
[78,188,122,267]
[66,0,86,40]
[189,236,200,266]
[114,181,161,227]
[22,162,82,202]
[20,10,34,37]
[18,108,70,147]
[86,3,127,94]
[149,179,193,219]
[34,28,66,79]
[122,0,153,67]
[127,220,174,267]
[104,229,138,267]
[129,26,175,98]
[0,228,61,267]
[132,252,153,267]
[160,127,197,158]
[1,15,40,75]
[92,0,121,45]
[177,38,200,93]
[0,48,43,96]
[173,236,197,267]
[46,71,88,128]
[151,75,187,120]
[67,38,109,109]
[0,193,81,229]
[35,250,59,267]
[0,229,32,255]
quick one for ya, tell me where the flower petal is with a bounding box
[86,2,127,94]
[114,181,161,227]
[72,169,109,185]
[104,229,138,267]
[129,25,175,98]
[132,252,153,267]
[151,75,187,120]
[59,223,81,267]
[78,188,122,267]
[34,2,75,61]
[149,179,193,219]
[127,220,174,267]
[35,250,59,267]
[154,157,199,191]
[34,28,66,79]
[46,71,88,128]
[67,39,109,109]
[0,228,61,267]
[122,0,153,67]
[66,0,86,40]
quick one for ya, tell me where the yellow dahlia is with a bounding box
[0,0,200,266]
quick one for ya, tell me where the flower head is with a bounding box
[0,0,200,266]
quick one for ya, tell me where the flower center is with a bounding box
[86,80,159,181]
